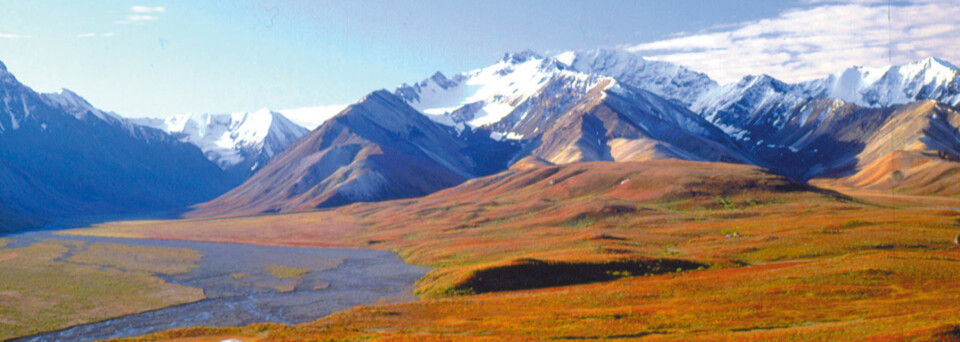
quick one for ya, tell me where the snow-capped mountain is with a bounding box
[395,48,718,132]
[557,48,717,106]
[134,110,309,178]
[691,74,809,141]
[687,57,960,179]
[804,57,960,108]
[692,57,960,139]
[0,60,236,231]
[395,50,557,130]
[41,88,122,122]
[390,51,960,182]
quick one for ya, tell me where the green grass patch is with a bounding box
[265,264,311,280]
[714,195,736,210]
[0,240,203,340]
[67,243,202,274]
[564,216,598,229]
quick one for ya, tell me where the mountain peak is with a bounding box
[429,71,458,89]
[501,50,542,64]
[53,88,88,104]
[360,89,397,103]
[0,60,6,72]
[40,87,118,121]
[919,56,957,69]
[563,47,718,106]
[135,109,308,175]
[345,89,420,123]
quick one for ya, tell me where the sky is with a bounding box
[0,0,958,121]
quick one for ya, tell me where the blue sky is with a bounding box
[0,0,957,118]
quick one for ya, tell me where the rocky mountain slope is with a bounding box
[188,90,518,218]
[395,50,751,164]
[689,56,960,180]
[0,61,236,231]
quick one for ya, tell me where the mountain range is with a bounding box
[0,61,237,231]
[194,49,959,217]
[1,48,958,226]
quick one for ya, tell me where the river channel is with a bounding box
[4,223,429,342]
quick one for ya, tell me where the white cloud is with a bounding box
[130,6,165,13]
[77,32,115,38]
[117,15,158,24]
[0,33,22,39]
[628,0,960,84]
[116,6,165,24]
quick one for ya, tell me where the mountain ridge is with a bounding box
[187,90,518,218]
[2,50,958,225]
[0,65,238,231]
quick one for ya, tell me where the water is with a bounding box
[4,227,429,342]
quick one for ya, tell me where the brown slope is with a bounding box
[80,159,828,295]
[90,155,960,341]
[854,101,960,167]
[728,98,960,180]
[187,90,489,218]
[810,101,960,196]
[815,151,959,196]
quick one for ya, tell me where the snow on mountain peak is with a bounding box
[559,48,719,106]
[805,56,960,107]
[40,88,119,121]
[396,51,560,129]
[136,109,308,171]
[501,49,542,64]
[396,47,719,131]
[46,88,93,109]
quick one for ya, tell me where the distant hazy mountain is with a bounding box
[133,110,309,179]
[0,60,236,231]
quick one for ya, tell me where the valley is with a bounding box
[57,160,960,341]
[0,225,427,341]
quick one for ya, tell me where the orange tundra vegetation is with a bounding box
[67,159,960,341]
